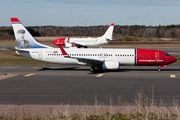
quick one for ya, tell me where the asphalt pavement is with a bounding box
[0,64,179,105]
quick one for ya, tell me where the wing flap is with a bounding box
[74,57,103,65]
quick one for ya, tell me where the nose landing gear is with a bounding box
[158,65,167,71]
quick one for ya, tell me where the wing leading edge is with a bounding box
[58,45,103,65]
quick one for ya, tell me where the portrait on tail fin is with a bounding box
[16,29,31,49]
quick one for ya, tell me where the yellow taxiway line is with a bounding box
[170,74,176,78]
[24,73,35,77]
[96,74,104,77]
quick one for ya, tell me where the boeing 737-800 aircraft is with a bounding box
[11,18,177,72]
[54,23,119,48]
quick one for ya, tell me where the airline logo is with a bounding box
[54,51,58,53]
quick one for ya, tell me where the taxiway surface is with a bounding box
[0,64,179,105]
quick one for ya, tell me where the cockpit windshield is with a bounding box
[164,54,170,57]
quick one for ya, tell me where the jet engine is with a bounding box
[102,61,119,70]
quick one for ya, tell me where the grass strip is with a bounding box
[0,58,48,65]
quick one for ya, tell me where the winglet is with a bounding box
[58,45,71,58]
[66,37,76,47]
[67,36,70,42]
[11,18,20,23]
[111,23,114,26]
[72,43,76,47]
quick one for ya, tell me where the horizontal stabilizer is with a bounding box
[6,47,29,52]
[111,38,122,41]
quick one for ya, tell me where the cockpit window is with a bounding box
[164,54,170,57]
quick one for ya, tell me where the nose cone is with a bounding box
[53,38,66,46]
[171,56,177,63]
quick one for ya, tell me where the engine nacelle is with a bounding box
[102,61,119,70]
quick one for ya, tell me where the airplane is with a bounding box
[10,18,177,72]
[54,23,120,48]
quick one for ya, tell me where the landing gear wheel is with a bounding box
[158,67,161,71]
[90,66,95,72]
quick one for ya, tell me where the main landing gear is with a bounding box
[90,66,95,72]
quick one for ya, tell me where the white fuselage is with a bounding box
[18,48,135,66]
[65,37,109,47]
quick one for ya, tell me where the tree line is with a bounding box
[1,24,180,40]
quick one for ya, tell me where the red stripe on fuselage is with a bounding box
[136,49,172,66]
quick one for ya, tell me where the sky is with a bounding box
[0,0,180,26]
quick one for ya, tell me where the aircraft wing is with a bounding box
[58,45,103,65]
[66,38,87,47]
[74,57,103,65]
[68,42,87,47]
[73,42,86,46]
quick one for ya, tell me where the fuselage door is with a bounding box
[38,51,42,59]
[155,52,159,63]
